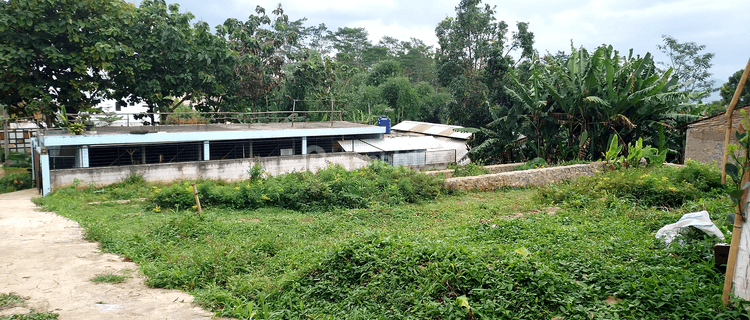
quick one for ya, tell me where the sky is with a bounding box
[146,0,749,102]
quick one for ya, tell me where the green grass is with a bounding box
[0,293,24,310]
[90,273,129,284]
[32,163,750,319]
[0,293,58,320]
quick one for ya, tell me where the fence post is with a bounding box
[3,108,9,164]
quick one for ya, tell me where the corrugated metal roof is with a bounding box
[337,136,444,152]
[391,121,472,139]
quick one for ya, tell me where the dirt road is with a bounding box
[0,189,218,319]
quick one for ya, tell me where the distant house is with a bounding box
[684,105,749,166]
[337,121,472,169]
[31,116,385,195]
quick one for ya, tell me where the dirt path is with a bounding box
[0,189,219,319]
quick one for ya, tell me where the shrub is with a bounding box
[150,162,445,212]
[0,172,32,194]
[450,162,490,177]
[536,163,726,209]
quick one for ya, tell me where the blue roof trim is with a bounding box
[41,126,386,147]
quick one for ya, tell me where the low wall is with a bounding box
[444,162,606,191]
[50,153,373,190]
[425,163,524,178]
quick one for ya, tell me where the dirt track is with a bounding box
[0,188,219,319]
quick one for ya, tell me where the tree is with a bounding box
[434,0,534,127]
[0,0,135,122]
[657,35,715,99]
[503,45,693,163]
[219,5,298,112]
[107,0,235,122]
[328,27,372,68]
[720,69,750,107]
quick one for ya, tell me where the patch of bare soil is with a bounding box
[0,189,226,319]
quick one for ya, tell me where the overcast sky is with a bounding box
[148,0,749,102]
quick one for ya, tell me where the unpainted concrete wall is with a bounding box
[49,153,373,190]
[425,163,523,178]
[443,162,606,191]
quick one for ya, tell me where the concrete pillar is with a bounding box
[301,137,307,155]
[41,152,51,195]
[203,141,210,161]
[75,145,89,168]
[141,145,146,164]
[249,140,253,157]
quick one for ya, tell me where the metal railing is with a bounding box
[64,110,345,128]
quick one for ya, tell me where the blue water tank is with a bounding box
[377,116,391,134]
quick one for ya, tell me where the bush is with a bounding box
[536,162,726,209]
[0,172,32,194]
[150,162,445,211]
[450,162,490,177]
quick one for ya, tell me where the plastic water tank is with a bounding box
[377,116,391,134]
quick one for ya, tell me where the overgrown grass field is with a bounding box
[34,162,750,319]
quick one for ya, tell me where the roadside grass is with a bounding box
[33,161,750,319]
[90,272,129,284]
[0,293,58,320]
[0,293,24,310]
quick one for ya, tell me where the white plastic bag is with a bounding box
[655,210,725,246]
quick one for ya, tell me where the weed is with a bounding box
[0,293,24,310]
[90,273,129,284]
[34,164,747,319]
[0,293,58,320]
[450,162,490,177]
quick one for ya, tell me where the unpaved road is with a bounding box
[0,189,220,319]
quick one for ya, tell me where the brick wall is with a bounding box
[49,153,373,190]
[443,162,606,191]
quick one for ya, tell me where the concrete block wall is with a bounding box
[425,163,524,178]
[443,162,606,191]
[49,153,373,190]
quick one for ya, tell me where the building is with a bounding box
[31,114,385,195]
[684,105,749,166]
[336,120,472,169]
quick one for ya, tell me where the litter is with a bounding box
[655,210,725,246]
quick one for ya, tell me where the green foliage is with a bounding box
[151,162,444,212]
[34,163,746,319]
[0,312,59,320]
[0,0,135,119]
[90,273,129,284]
[657,35,715,99]
[0,293,23,309]
[603,135,624,168]
[725,109,750,218]
[450,162,490,177]
[68,123,85,135]
[4,151,31,168]
[720,69,750,107]
[0,293,58,320]
[515,157,546,170]
[537,161,726,209]
[0,172,32,194]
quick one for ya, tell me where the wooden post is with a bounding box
[723,171,750,306]
[722,58,750,307]
[192,183,202,214]
[722,58,750,184]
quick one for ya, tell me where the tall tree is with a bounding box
[657,35,715,100]
[328,27,372,68]
[434,0,534,127]
[219,4,298,112]
[0,0,134,122]
[107,0,235,122]
[720,69,750,107]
